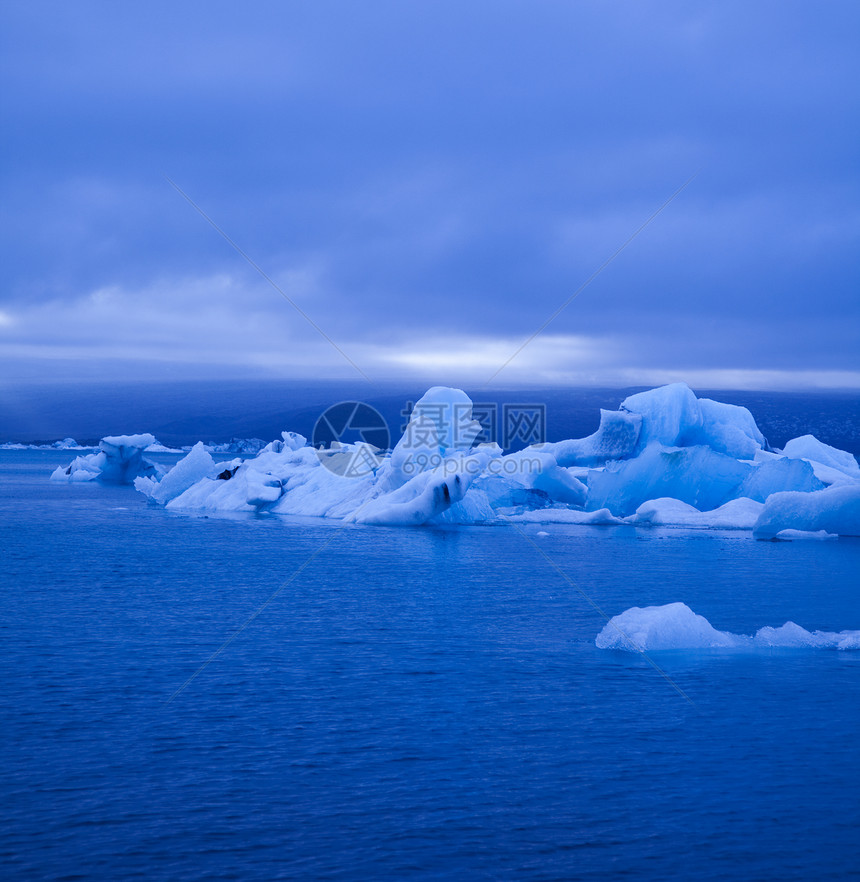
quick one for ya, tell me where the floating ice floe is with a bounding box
[773,529,838,541]
[625,497,764,530]
[752,484,860,539]
[53,382,860,531]
[595,602,860,651]
[51,434,163,484]
[2,437,94,451]
[144,442,185,453]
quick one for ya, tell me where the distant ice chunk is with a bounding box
[753,484,860,538]
[596,602,860,652]
[280,431,308,451]
[52,433,162,484]
[781,435,860,479]
[207,438,268,455]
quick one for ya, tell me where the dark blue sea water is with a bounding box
[2,450,859,880]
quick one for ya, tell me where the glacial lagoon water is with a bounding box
[1,450,859,880]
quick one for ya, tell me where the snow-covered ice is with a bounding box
[595,602,860,651]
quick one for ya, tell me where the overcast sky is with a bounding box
[1,1,858,389]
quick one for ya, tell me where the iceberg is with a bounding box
[52,383,856,532]
[52,437,84,450]
[596,602,741,651]
[595,602,860,652]
[52,434,162,484]
[586,444,752,517]
[753,484,860,539]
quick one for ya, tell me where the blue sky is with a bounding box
[1,1,858,388]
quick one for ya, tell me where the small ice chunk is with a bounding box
[773,529,838,541]
[281,431,307,451]
[595,602,742,651]
[627,497,763,530]
[505,507,623,526]
[597,602,860,652]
